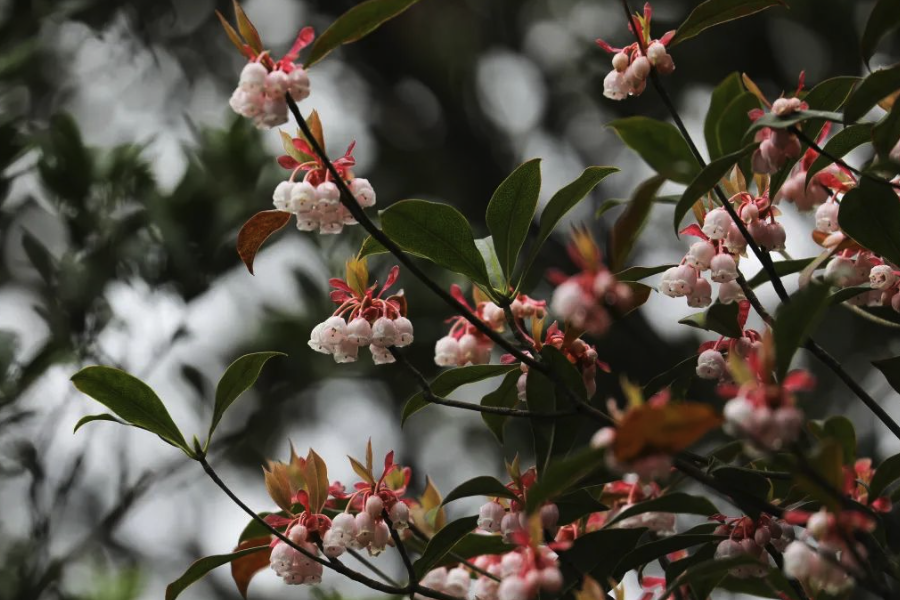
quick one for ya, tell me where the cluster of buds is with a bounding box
[719,348,812,452]
[548,228,637,336]
[712,514,793,578]
[778,123,854,212]
[749,79,808,175]
[433,286,509,367]
[585,477,675,535]
[783,507,875,596]
[596,3,675,100]
[309,260,412,364]
[476,468,560,541]
[228,27,315,128]
[510,321,607,401]
[694,303,762,381]
[660,215,749,308]
[273,127,375,234]
[270,525,323,585]
[824,249,897,308]
[415,566,473,600]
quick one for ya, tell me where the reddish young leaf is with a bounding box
[216,10,248,55]
[614,403,722,462]
[232,0,263,54]
[231,538,272,599]
[304,449,329,513]
[306,110,326,152]
[277,155,300,170]
[237,210,292,275]
[263,462,293,513]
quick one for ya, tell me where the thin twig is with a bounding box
[383,510,418,588]
[790,127,900,192]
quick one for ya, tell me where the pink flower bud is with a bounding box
[815,201,840,233]
[715,539,742,560]
[740,202,759,223]
[434,336,461,367]
[315,181,340,208]
[389,501,409,530]
[366,495,384,519]
[501,512,522,542]
[264,69,290,97]
[551,280,586,320]
[288,67,311,101]
[540,503,560,531]
[332,339,359,363]
[444,567,471,597]
[478,501,505,533]
[420,567,448,590]
[696,349,726,380]
[647,42,667,65]
[371,317,398,347]
[723,397,754,434]
[321,316,347,345]
[322,528,347,557]
[718,279,745,304]
[612,51,629,72]
[870,265,897,290]
[807,509,829,539]
[825,256,855,287]
[669,264,697,296]
[345,317,373,346]
[763,221,786,251]
[723,223,747,255]
[355,512,375,547]
[498,575,529,600]
[783,541,814,580]
[369,521,390,556]
[687,277,712,308]
[239,62,268,91]
[702,208,732,240]
[296,210,319,231]
[350,178,376,208]
[290,181,317,212]
[603,70,628,101]
[517,372,528,402]
[755,527,771,547]
[482,302,506,328]
[540,567,563,593]
[655,53,675,75]
[686,241,716,270]
[631,56,651,80]
[332,513,358,536]
[273,181,295,212]
[393,316,414,347]
[590,427,616,449]
[710,254,738,283]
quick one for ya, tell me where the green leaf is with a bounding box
[828,285,871,305]
[643,354,700,397]
[678,301,743,339]
[661,555,766,600]
[609,117,699,184]
[746,257,821,288]
[873,355,900,397]
[358,234,387,259]
[674,143,757,233]
[610,175,665,272]
[873,102,900,160]
[706,73,746,160]
[479,370,521,444]
[612,524,722,579]
[711,466,772,505]
[806,124,872,187]
[21,231,55,284]
[485,159,541,283]
[165,545,269,600]
[616,264,677,282]
[433,533,515,568]
[474,237,505,294]
[73,413,125,433]
[861,0,900,66]
[870,452,900,499]
[560,528,648,585]
[554,489,608,525]
[71,366,190,454]
[595,198,626,218]
[605,493,718,527]
[749,110,844,133]
[380,199,490,286]
[772,282,830,379]
[844,64,900,124]
[441,476,519,506]
[717,93,762,158]
[669,0,786,46]
[413,516,479,577]
[792,439,844,510]
[402,364,519,425]
[823,415,856,464]
[305,0,420,68]
[208,352,285,446]
[524,447,605,513]
[838,179,900,267]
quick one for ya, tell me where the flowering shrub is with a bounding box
[69,0,900,599]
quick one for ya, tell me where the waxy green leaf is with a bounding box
[402,364,519,424]
[669,0,786,47]
[166,545,269,600]
[486,159,542,282]
[208,352,285,447]
[773,282,830,379]
[609,117,699,184]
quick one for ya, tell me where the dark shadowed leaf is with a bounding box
[610,175,665,271]
[746,257,821,288]
[679,302,743,338]
[613,523,722,578]
[873,355,900,397]
[844,64,900,124]
[433,534,515,568]
[73,413,125,433]
[237,210,292,275]
[609,117,699,184]
[717,92,761,159]
[806,124,872,187]
[441,476,519,506]
[486,159,541,282]
[380,199,490,286]
[861,0,900,66]
[208,352,285,446]
[674,143,757,233]
[870,453,900,499]
[823,415,856,464]
[305,0,420,67]
[706,73,745,159]
[480,370,521,443]
[71,366,189,453]
[413,516,478,577]
[402,365,519,425]
[560,528,648,585]
[669,0,786,46]
[773,282,830,379]
[165,544,269,600]
[873,102,900,160]
[525,447,605,513]
[838,180,900,267]
[749,110,844,133]
[21,231,55,284]
[616,264,677,282]
[606,493,718,527]
[643,354,699,397]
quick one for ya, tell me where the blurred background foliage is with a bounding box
[0,0,897,599]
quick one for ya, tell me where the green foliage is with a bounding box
[679,301,743,338]
[305,0,421,67]
[605,493,719,527]
[861,0,900,66]
[844,65,900,124]
[838,179,900,267]
[669,0,786,46]
[440,476,519,505]
[616,264,677,281]
[706,73,745,160]
[609,117,699,184]
[479,370,520,443]
[609,175,664,271]
[402,364,519,424]
[806,124,872,186]
[165,545,269,600]
[773,282,831,379]
[485,159,542,284]
[524,447,605,513]
[413,516,478,577]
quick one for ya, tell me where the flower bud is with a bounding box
[478,501,505,533]
[482,302,506,328]
[332,513,358,536]
[273,181,295,212]
[498,575,529,600]
[686,241,716,270]
[825,256,855,287]
[612,51,629,72]
[551,280,585,320]
[870,265,897,290]
[369,521,390,556]
[603,70,628,101]
[540,503,560,531]
[288,67,311,101]
[740,202,759,223]
[389,501,410,530]
[702,208,732,240]
[444,567,471,597]
[718,279,745,304]
[710,253,737,283]
[815,201,840,233]
[288,525,309,544]
[393,316,414,347]
[239,62,268,92]
[696,349,727,380]
[754,527,771,547]
[807,509,829,539]
[434,336,461,367]
[715,539,742,560]
[371,317,398,347]
[647,42,666,65]
[321,316,347,345]
[687,277,712,308]
[540,567,563,593]
[783,541,814,580]
[350,178,376,208]
[322,528,347,557]
[290,181,317,212]
[501,512,522,542]
[631,56,651,80]
[669,264,697,296]
[265,69,290,97]
[763,221,786,251]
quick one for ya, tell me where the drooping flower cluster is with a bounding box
[228,27,315,128]
[711,513,793,578]
[548,228,637,336]
[433,286,509,367]
[778,123,854,212]
[694,301,762,381]
[309,260,412,364]
[749,75,808,175]
[596,3,675,100]
[719,348,812,453]
[272,130,375,234]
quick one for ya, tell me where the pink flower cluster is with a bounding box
[433,286,508,367]
[749,88,807,174]
[596,3,675,100]
[694,301,761,381]
[585,478,675,535]
[229,28,315,128]
[309,265,413,364]
[712,513,793,578]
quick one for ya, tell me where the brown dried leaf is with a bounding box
[231,538,272,599]
[237,210,291,275]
